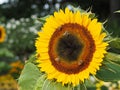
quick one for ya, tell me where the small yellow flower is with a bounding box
[0,26,6,43]
[9,61,24,74]
[96,81,104,90]
[35,8,108,86]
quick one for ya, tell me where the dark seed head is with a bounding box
[57,32,84,62]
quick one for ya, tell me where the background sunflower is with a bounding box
[0,26,6,43]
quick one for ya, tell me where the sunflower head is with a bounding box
[0,26,6,43]
[0,74,18,90]
[35,8,108,86]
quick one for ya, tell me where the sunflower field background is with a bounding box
[0,0,120,90]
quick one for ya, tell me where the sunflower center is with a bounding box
[57,33,83,62]
[49,23,95,74]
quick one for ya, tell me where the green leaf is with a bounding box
[74,83,87,90]
[72,6,96,20]
[89,13,95,19]
[72,6,85,13]
[85,79,96,88]
[53,83,72,90]
[109,38,120,49]
[27,54,36,63]
[109,38,120,53]
[95,60,120,81]
[18,62,41,90]
[80,84,87,90]
[105,52,120,63]
[35,75,46,90]
[0,48,14,57]
[37,15,50,23]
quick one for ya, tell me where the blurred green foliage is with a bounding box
[0,16,41,75]
[0,61,11,75]
[0,0,110,20]
[0,16,41,59]
[107,21,120,37]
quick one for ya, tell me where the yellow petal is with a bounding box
[88,19,102,38]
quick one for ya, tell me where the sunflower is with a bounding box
[0,26,6,43]
[35,8,108,86]
[0,74,18,90]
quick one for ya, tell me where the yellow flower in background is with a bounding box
[0,26,6,43]
[0,74,18,90]
[35,8,108,86]
[96,81,104,90]
[9,60,24,74]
